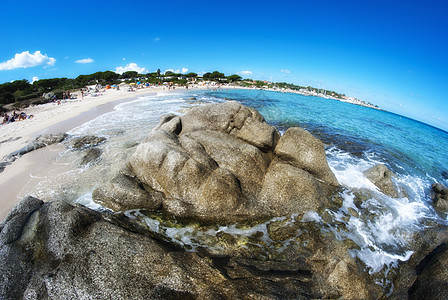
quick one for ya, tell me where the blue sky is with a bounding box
[1,0,447,131]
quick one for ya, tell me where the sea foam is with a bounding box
[325,146,440,273]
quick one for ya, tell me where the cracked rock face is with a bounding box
[94,101,339,224]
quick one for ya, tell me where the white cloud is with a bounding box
[0,51,56,70]
[154,37,160,42]
[122,58,126,61]
[164,68,189,74]
[115,63,147,74]
[32,76,39,83]
[75,58,94,64]
[281,69,291,74]
[238,70,253,76]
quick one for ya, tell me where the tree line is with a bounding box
[0,69,358,112]
[0,70,243,111]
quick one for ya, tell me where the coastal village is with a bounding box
[239,79,380,109]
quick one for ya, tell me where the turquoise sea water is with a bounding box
[42,89,448,279]
[202,89,448,184]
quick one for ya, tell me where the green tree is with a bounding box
[203,72,211,80]
[185,72,198,78]
[101,71,119,82]
[210,71,225,80]
[0,92,14,104]
[33,78,67,91]
[121,71,138,79]
[0,79,32,94]
[227,74,242,82]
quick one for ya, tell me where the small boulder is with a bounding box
[6,133,67,159]
[1,133,68,173]
[431,183,448,212]
[80,148,102,166]
[71,135,106,150]
[363,164,399,198]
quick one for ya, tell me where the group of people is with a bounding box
[1,111,33,125]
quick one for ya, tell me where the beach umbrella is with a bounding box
[44,92,54,99]
[129,83,136,86]
[137,81,141,85]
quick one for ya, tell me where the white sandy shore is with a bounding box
[0,87,170,159]
[0,86,175,221]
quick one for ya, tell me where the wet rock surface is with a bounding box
[79,148,102,165]
[431,183,448,212]
[364,164,401,198]
[70,135,106,150]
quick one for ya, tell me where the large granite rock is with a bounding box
[0,197,322,299]
[94,102,340,224]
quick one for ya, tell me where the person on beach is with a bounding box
[19,112,27,121]
[2,113,9,125]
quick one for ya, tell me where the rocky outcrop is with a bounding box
[0,196,323,299]
[0,196,391,299]
[0,133,67,173]
[364,164,400,198]
[3,195,448,299]
[94,102,339,223]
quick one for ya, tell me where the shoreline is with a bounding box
[0,87,168,159]
[0,86,174,221]
[0,84,397,221]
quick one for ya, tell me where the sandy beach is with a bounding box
[0,86,170,221]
